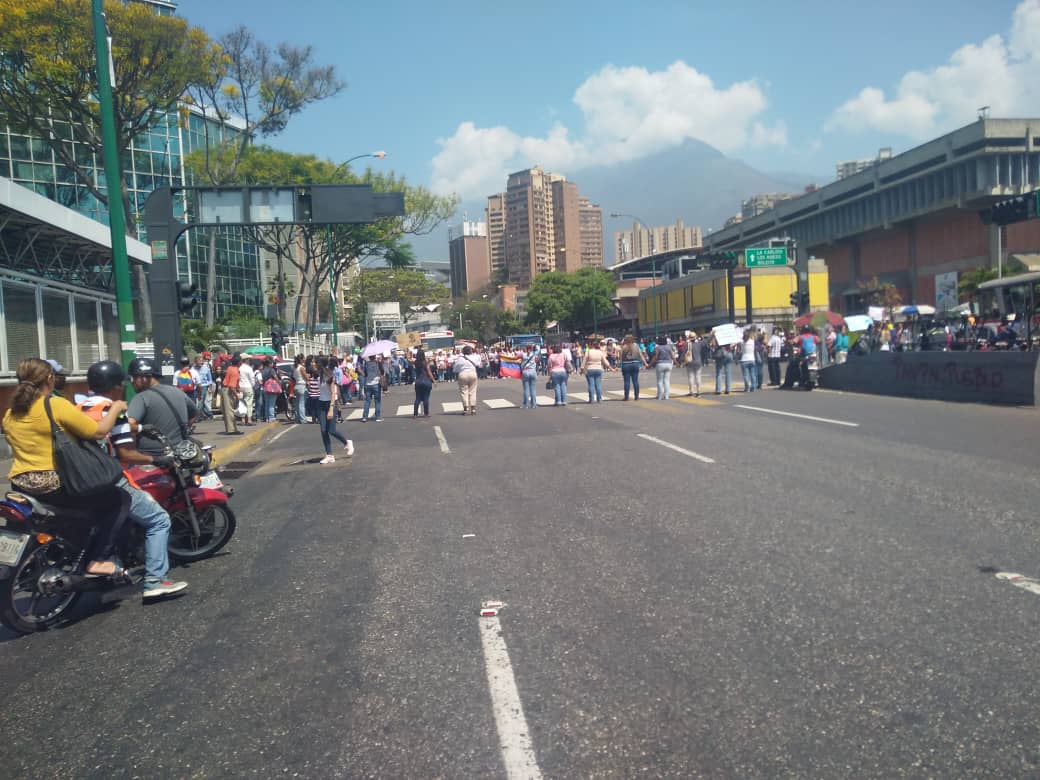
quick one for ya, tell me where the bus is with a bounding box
[420,330,455,351]
[508,333,544,350]
[974,271,1040,347]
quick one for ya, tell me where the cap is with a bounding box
[44,359,65,374]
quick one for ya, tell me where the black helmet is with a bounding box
[127,357,161,378]
[86,360,126,393]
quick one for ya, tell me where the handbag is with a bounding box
[263,377,281,394]
[545,379,553,390]
[43,397,123,497]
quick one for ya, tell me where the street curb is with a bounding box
[209,424,276,467]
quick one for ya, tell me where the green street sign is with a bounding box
[150,239,168,260]
[745,246,788,267]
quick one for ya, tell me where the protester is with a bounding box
[649,336,675,400]
[306,358,322,422]
[582,338,611,403]
[361,353,384,422]
[835,324,850,364]
[195,355,214,419]
[620,334,648,401]
[740,330,756,393]
[260,358,280,423]
[684,330,703,397]
[412,348,435,418]
[317,360,353,464]
[238,355,256,426]
[175,357,196,398]
[453,345,482,415]
[547,344,570,406]
[293,355,308,424]
[711,334,733,394]
[519,343,539,409]
[767,329,783,386]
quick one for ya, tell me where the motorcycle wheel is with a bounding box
[282,395,294,422]
[167,504,236,563]
[0,538,83,634]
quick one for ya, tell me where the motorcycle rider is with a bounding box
[78,360,188,601]
[126,357,198,459]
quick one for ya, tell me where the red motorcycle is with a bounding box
[126,426,236,563]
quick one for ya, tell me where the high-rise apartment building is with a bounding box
[579,198,604,268]
[448,221,490,298]
[836,147,893,180]
[504,167,556,288]
[741,193,798,219]
[485,193,507,280]
[551,178,581,272]
[614,219,702,263]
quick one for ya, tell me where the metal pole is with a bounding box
[92,0,136,368]
[327,224,337,340]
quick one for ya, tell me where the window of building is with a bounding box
[3,283,40,369]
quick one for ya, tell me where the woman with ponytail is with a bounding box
[3,358,130,576]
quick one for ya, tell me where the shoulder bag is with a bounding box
[43,397,123,497]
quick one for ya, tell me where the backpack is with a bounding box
[175,369,195,394]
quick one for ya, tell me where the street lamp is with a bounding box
[328,151,387,343]
[610,212,658,339]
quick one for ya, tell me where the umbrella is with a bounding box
[361,339,398,358]
[794,310,844,329]
[894,305,936,316]
[843,314,873,332]
[243,345,277,356]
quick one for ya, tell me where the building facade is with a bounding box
[742,193,798,219]
[579,197,604,268]
[448,221,489,298]
[614,219,703,263]
[835,147,893,180]
[485,193,507,281]
[551,178,581,272]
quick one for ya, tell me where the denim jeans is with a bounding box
[197,385,212,417]
[655,363,673,399]
[264,390,278,421]
[363,384,382,419]
[413,383,432,415]
[686,364,702,395]
[621,362,641,399]
[715,359,732,393]
[121,477,170,582]
[521,372,538,408]
[754,362,763,389]
[551,370,568,404]
[318,400,348,453]
[741,361,755,391]
[585,368,603,402]
[295,390,307,423]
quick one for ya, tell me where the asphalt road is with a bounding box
[2,372,1040,778]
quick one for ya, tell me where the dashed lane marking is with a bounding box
[995,572,1040,596]
[636,433,716,463]
[268,425,295,444]
[479,612,543,780]
[434,425,451,454]
[734,404,860,427]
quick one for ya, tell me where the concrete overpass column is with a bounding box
[988,223,1003,276]
[908,221,919,304]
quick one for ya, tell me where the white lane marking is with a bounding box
[567,392,588,400]
[536,395,555,406]
[484,398,515,409]
[734,404,859,428]
[479,614,543,780]
[443,401,464,413]
[608,390,625,397]
[995,572,1040,596]
[396,404,413,417]
[269,425,294,444]
[433,425,451,454]
[346,409,364,421]
[636,433,715,463]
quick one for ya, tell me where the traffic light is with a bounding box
[981,190,1039,226]
[789,290,809,311]
[176,281,198,314]
[707,251,740,270]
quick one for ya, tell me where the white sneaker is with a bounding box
[319,454,335,465]
[344,440,355,457]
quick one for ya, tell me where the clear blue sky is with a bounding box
[178,0,1034,251]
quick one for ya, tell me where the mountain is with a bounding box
[412,139,819,264]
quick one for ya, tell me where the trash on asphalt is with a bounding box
[480,599,504,617]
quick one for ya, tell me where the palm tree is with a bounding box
[383,241,417,270]
[958,266,998,313]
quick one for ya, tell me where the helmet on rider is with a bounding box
[86,360,126,393]
[127,357,162,379]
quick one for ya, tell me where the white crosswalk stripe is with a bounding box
[442,401,464,413]
[483,398,515,409]
[346,409,364,421]
[536,395,555,406]
[567,392,587,400]
[396,404,413,417]
[608,390,625,397]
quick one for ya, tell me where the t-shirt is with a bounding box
[238,364,256,390]
[77,394,134,455]
[548,352,568,372]
[127,384,195,457]
[800,334,817,355]
[4,396,99,477]
[584,348,609,371]
[453,354,481,374]
[223,365,240,390]
[363,360,384,386]
[654,344,675,365]
[520,352,538,374]
[741,338,756,363]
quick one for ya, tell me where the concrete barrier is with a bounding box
[817,351,1040,406]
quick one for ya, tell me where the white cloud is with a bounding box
[827,0,1040,138]
[430,60,785,200]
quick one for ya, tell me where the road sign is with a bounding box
[745,246,788,267]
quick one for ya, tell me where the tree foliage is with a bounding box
[858,275,903,311]
[524,268,617,331]
[957,266,998,304]
[345,269,449,331]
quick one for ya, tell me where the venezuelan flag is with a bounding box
[499,353,522,379]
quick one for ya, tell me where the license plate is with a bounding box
[0,528,30,566]
[199,471,223,490]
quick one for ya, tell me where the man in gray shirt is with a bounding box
[126,357,198,457]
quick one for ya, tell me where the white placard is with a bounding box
[712,323,742,346]
[868,306,885,321]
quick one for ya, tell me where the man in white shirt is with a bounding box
[239,359,256,425]
[767,329,784,386]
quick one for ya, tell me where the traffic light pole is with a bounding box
[92,0,137,369]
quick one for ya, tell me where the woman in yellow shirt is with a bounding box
[3,358,128,576]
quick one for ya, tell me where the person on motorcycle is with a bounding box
[79,361,188,601]
[126,357,198,459]
[3,358,129,577]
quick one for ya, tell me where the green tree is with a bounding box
[181,319,228,354]
[524,272,577,331]
[958,266,998,312]
[569,267,617,329]
[345,269,449,332]
[859,275,903,312]
[497,310,525,340]
[382,240,417,270]
[182,26,344,326]
[0,0,217,331]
